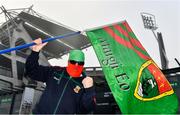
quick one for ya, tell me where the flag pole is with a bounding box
[0,21,127,55]
[0,31,81,54]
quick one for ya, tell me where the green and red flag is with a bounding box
[85,21,178,114]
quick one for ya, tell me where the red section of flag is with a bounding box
[103,27,150,60]
[103,26,133,49]
[134,49,150,60]
[114,24,146,51]
[122,21,133,32]
[147,64,172,94]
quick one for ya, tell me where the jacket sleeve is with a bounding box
[25,50,53,82]
[80,86,96,113]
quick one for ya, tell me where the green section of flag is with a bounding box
[86,21,178,114]
[140,69,159,98]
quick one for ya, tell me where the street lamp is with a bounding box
[141,12,169,70]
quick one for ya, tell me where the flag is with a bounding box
[85,21,178,114]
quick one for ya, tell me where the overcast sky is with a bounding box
[0,0,180,68]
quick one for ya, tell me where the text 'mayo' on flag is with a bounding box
[85,20,178,114]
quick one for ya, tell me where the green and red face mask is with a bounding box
[66,50,85,78]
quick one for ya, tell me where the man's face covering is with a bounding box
[66,50,85,78]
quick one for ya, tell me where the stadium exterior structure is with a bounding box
[0,6,92,114]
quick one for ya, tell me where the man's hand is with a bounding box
[31,38,47,52]
[82,76,93,88]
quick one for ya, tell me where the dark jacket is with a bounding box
[25,51,96,114]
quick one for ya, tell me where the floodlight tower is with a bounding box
[141,12,169,70]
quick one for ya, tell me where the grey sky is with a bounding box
[1,0,180,68]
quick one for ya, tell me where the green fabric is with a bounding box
[69,50,85,62]
[86,21,178,114]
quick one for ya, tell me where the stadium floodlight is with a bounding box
[141,12,158,31]
[140,12,169,69]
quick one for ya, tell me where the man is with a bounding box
[25,38,96,114]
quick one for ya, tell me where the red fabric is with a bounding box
[66,62,84,77]
[148,64,172,94]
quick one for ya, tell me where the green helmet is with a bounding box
[69,50,85,62]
